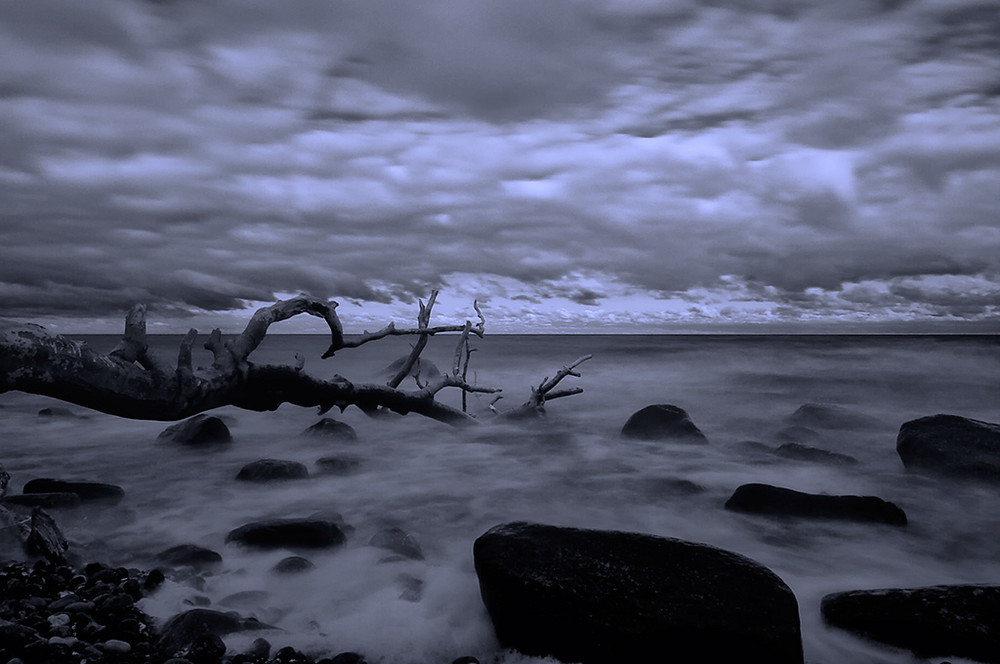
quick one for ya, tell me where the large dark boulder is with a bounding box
[822,584,1000,663]
[786,403,880,430]
[158,415,233,445]
[896,414,1000,481]
[725,483,906,526]
[23,478,124,504]
[156,544,223,568]
[226,518,348,550]
[3,492,82,508]
[620,404,707,443]
[235,459,309,482]
[157,608,270,655]
[303,418,357,442]
[473,521,802,664]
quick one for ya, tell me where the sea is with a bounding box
[1,333,999,664]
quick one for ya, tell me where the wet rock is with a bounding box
[0,462,9,497]
[245,637,271,660]
[620,404,708,443]
[774,426,822,446]
[144,569,166,593]
[772,443,860,466]
[3,492,82,509]
[157,608,268,655]
[822,584,1000,663]
[226,518,348,550]
[369,527,424,560]
[474,521,803,664]
[158,415,233,446]
[328,653,367,664]
[24,508,69,561]
[156,544,223,568]
[38,407,87,419]
[896,414,1000,482]
[272,556,315,575]
[637,477,705,497]
[451,658,480,664]
[396,573,423,602]
[303,418,358,442]
[725,483,907,526]
[786,403,880,430]
[236,459,309,482]
[314,455,363,476]
[218,590,268,610]
[185,633,226,664]
[22,478,125,505]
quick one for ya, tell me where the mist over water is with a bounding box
[2,334,999,663]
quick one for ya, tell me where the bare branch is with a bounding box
[386,290,438,389]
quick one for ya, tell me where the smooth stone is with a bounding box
[369,527,424,560]
[303,418,358,442]
[474,521,802,664]
[725,483,907,525]
[226,518,348,550]
[822,584,1000,663]
[772,443,860,466]
[100,639,131,653]
[786,403,880,430]
[620,404,708,442]
[185,632,226,663]
[235,459,309,482]
[157,608,270,654]
[272,556,315,574]
[314,456,363,475]
[22,479,124,504]
[156,544,223,568]
[328,653,367,664]
[218,590,269,609]
[158,415,233,445]
[3,492,82,509]
[897,414,1000,482]
[773,426,823,445]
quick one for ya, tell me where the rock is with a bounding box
[23,508,69,561]
[3,492,82,509]
[786,403,880,430]
[158,415,233,445]
[637,477,705,497]
[218,590,268,609]
[896,414,1000,481]
[236,459,309,482]
[22,479,125,505]
[100,638,131,653]
[0,462,9,498]
[451,658,480,664]
[226,518,348,550]
[822,584,1000,663]
[474,521,802,664]
[38,406,86,419]
[774,426,822,445]
[314,455,363,476]
[272,556,315,574]
[725,484,907,526]
[369,527,424,560]
[156,544,223,568]
[620,404,708,443]
[157,608,268,655]
[185,633,226,664]
[303,418,358,442]
[328,653,367,664]
[772,443,860,466]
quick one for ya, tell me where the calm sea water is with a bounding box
[2,334,999,663]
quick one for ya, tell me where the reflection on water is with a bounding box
[1,334,999,663]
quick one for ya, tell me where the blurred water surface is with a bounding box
[2,333,998,663]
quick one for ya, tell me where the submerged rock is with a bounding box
[303,418,357,442]
[773,443,860,466]
[38,406,87,419]
[235,459,309,483]
[22,478,124,505]
[896,414,1000,481]
[157,608,270,655]
[226,518,348,550]
[474,521,803,664]
[156,544,223,568]
[786,403,880,430]
[272,556,315,575]
[822,584,1000,663]
[369,527,424,560]
[773,426,823,446]
[158,415,233,446]
[725,483,906,526]
[0,462,8,498]
[620,404,708,443]
[315,455,363,476]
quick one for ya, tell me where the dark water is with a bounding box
[2,334,999,663]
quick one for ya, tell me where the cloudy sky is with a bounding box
[1,0,998,334]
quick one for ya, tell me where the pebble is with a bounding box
[100,638,132,653]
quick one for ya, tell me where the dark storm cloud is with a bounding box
[0,0,998,330]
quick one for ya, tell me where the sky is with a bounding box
[1,0,998,334]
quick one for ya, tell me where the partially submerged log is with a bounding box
[0,293,588,427]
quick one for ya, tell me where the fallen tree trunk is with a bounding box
[0,294,588,427]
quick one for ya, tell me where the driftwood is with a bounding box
[0,293,588,427]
